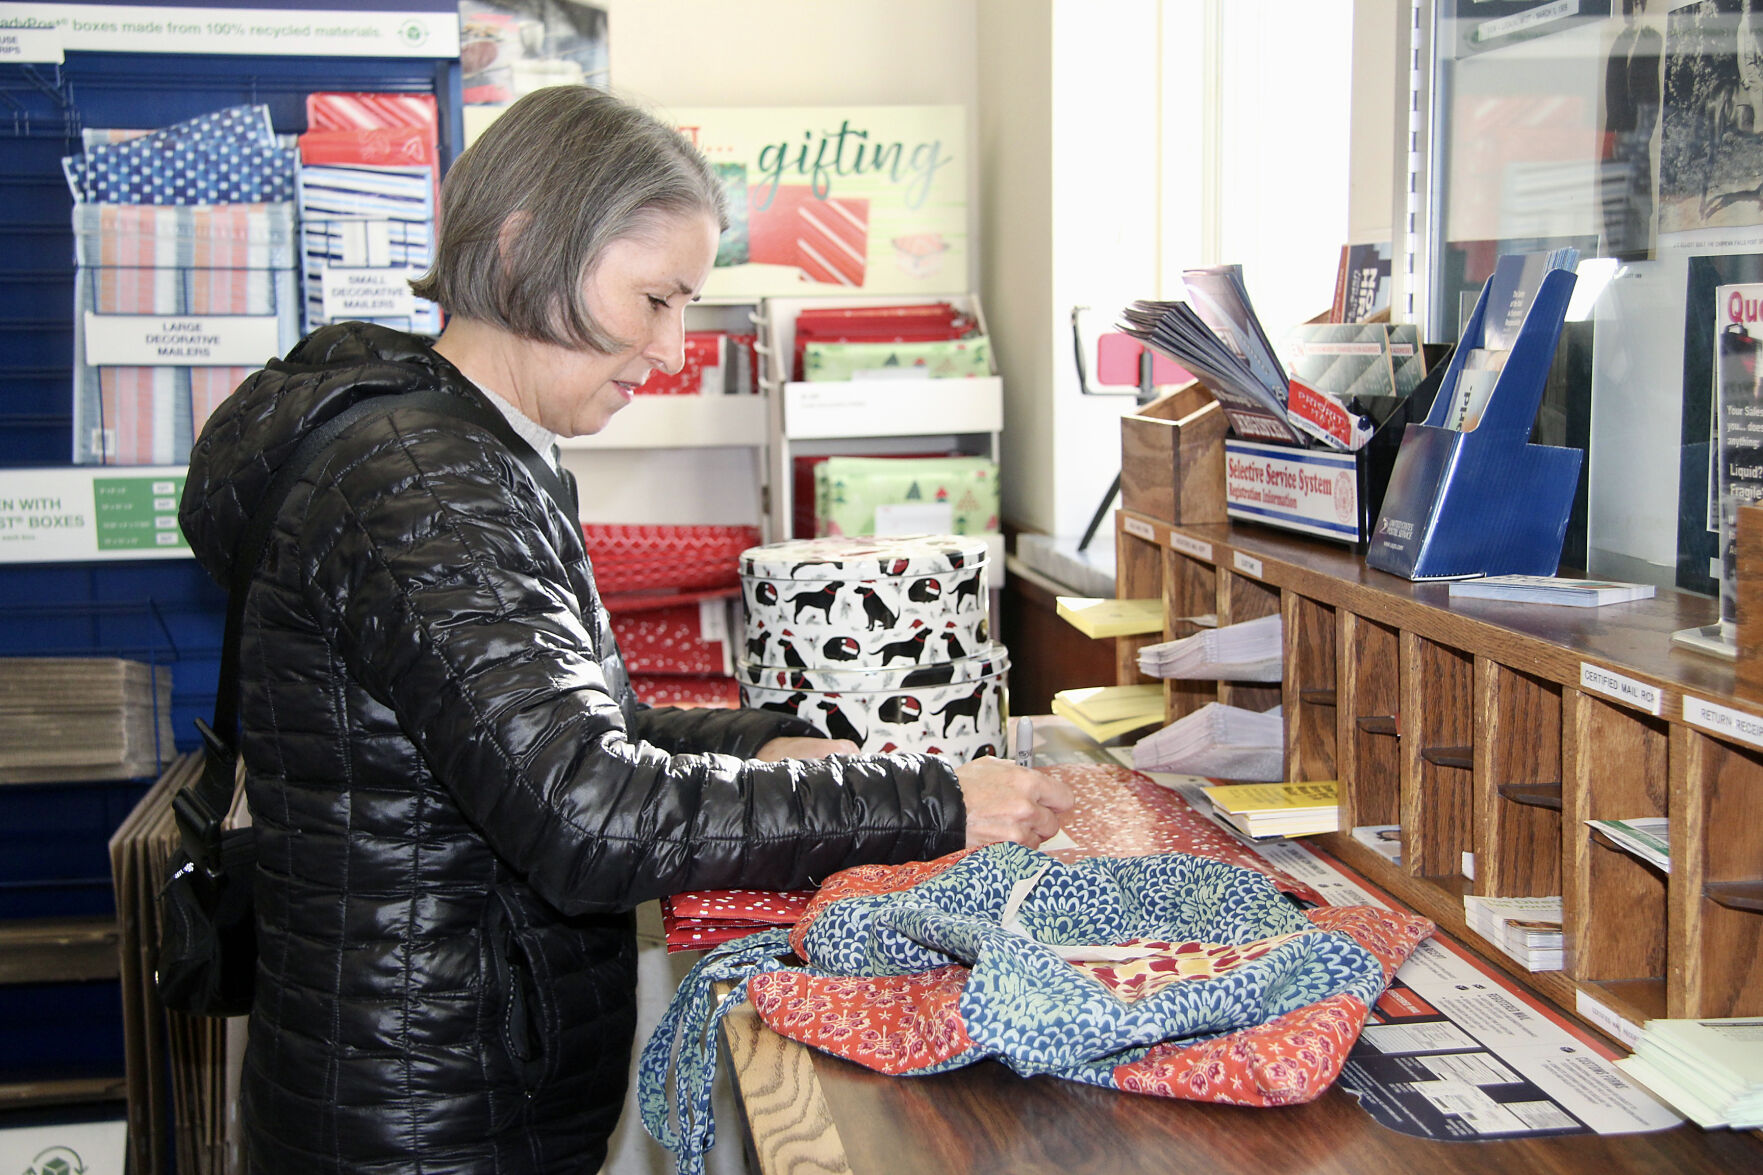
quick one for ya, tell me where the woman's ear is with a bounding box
[496,209,533,266]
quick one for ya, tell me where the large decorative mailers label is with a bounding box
[666,106,968,298]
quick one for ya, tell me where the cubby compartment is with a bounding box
[1283,593,1336,781]
[1565,690,1669,1022]
[1670,727,1763,1019]
[1115,505,1752,1041]
[1216,567,1280,712]
[1338,611,1401,834]
[1157,550,1219,721]
[1111,525,1166,689]
[1401,634,1474,884]
[1476,659,1563,899]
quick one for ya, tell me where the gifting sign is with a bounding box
[667,106,969,299]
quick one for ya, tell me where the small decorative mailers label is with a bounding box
[1233,551,1264,579]
[1168,530,1212,561]
[1578,663,1663,716]
[1681,695,1763,750]
[321,268,418,320]
[1121,515,1157,542]
[84,313,282,367]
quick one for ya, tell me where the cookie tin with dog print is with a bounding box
[738,534,989,672]
[739,644,1010,763]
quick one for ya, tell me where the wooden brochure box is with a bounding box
[1119,383,1227,526]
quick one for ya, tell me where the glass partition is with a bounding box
[1422,1,1763,606]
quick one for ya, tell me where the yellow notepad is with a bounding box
[1201,780,1339,816]
[1050,684,1164,742]
[1055,597,1165,639]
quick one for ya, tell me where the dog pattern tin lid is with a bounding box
[742,535,990,672]
[738,534,989,581]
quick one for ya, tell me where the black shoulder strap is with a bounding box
[180,388,579,867]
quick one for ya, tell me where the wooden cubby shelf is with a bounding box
[1499,783,1565,811]
[1113,508,1763,1037]
[1705,882,1763,913]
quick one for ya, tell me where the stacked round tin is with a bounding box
[737,535,1008,762]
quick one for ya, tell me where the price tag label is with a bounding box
[1578,662,1662,716]
[1682,695,1763,749]
[1122,516,1156,542]
[1169,532,1212,561]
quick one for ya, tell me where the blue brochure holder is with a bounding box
[1365,266,1582,580]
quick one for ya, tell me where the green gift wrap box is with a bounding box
[814,455,999,537]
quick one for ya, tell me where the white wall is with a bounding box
[975,0,1057,532]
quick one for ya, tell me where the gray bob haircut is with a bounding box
[410,86,728,352]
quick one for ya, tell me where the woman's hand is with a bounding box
[754,736,859,762]
[954,757,1075,849]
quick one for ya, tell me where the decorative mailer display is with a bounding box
[665,106,968,298]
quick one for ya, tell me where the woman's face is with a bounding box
[534,210,721,436]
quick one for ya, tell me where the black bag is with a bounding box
[156,718,257,1016]
[155,388,582,1017]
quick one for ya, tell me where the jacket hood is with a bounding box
[179,321,470,590]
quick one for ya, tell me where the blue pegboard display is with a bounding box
[0,51,463,467]
[0,44,462,1130]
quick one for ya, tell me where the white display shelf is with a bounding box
[557,393,769,451]
[780,375,1002,440]
[755,292,1003,543]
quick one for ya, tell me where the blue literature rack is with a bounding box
[1366,263,1582,580]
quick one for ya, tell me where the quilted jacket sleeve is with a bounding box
[296,411,966,915]
[630,703,819,759]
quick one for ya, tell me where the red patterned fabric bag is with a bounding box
[639,842,1431,1175]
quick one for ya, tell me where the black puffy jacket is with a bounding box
[179,323,966,1174]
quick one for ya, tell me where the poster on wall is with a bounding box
[1597,3,1665,261]
[1659,0,1763,252]
[1714,280,1763,633]
[1677,253,1763,597]
[666,106,969,300]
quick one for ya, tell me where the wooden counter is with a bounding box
[712,734,1763,1175]
[720,1008,1762,1175]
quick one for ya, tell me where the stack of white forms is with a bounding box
[1137,613,1283,681]
[1462,895,1563,972]
[1130,702,1284,781]
[1616,1018,1763,1129]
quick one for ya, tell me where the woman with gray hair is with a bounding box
[180,85,1070,1174]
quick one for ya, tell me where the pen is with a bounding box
[1014,716,1034,767]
